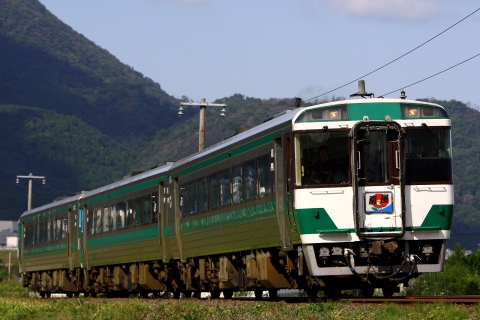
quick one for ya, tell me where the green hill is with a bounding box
[0,0,479,244]
[0,104,134,216]
[0,0,179,145]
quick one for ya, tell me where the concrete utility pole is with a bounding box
[16,173,46,210]
[179,98,227,151]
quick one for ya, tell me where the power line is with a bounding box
[380,53,480,97]
[304,6,480,103]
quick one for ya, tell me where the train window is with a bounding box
[46,218,52,242]
[110,205,117,231]
[184,182,197,215]
[95,209,102,233]
[405,127,452,184]
[135,198,143,225]
[87,210,94,235]
[245,161,257,200]
[143,195,151,224]
[258,156,271,196]
[117,202,126,228]
[208,174,219,210]
[295,131,350,186]
[126,200,134,227]
[103,207,110,232]
[220,170,231,206]
[199,178,208,212]
[152,193,158,223]
[232,166,243,204]
[62,216,68,239]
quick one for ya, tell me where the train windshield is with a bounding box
[294,131,350,186]
[405,127,452,184]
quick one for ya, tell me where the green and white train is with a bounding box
[18,92,453,299]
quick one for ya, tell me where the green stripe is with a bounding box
[296,208,340,234]
[348,102,403,120]
[85,177,166,205]
[23,243,67,256]
[87,226,158,248]
[419,204,453,230]
[180,201,276,234]
[175,130,282,177]
[22,206,70,221]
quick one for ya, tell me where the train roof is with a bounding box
[19,98,445,219]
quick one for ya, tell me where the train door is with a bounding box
[274,136,291,249]
[352,121,405,238]
[78,206,87,268]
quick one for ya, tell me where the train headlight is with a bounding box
[406,107,419,118]
[422,244,433,257]
[328,110,340,119]
[319,247,330,258]
[331,247,343,256]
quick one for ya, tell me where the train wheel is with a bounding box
[324,287,341,300]
[306,287,319,301]
[268,289,277,300]
[210,289,220,299]
[381,285,396,298]
[254,288,264,300]
[361,285,374,298]
[192,291,201,299]
[222,290,233,299]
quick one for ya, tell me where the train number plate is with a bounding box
[365,192,393,213]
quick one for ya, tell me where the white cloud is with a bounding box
[328,0,442,21]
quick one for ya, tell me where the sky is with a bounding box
[37,0,480,107]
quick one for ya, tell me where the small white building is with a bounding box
[0,221,18,248]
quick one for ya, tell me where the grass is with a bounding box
[0,297,478,320]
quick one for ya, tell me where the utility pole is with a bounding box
[16,173,46,211]
[179,98,227,151]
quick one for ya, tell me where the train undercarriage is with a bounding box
[23,238,444,299]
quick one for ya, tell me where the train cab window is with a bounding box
[208,174,219,210]
[110,205,117,231]
[95,209,102,233]
[220,170,231,206]
[258,156,271,196]
[143,195,151,224]
[405,127,452,184]
[199,178,208,212]
[117,202,126,228]
[245,161,257,200]
[295,131,350,186]
[103,207,110,232]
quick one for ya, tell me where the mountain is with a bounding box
[0,0,479,245]
[0,0,179,146]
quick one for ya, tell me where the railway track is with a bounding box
[340,295,480,304]
[233,295,480,304]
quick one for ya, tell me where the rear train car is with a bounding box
[18,94,453,298]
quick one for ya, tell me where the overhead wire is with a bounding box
[379,53,480,97]
[304,6,480,103]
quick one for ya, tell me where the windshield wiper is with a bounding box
[421,123,445,150]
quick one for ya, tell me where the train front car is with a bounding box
[292,98,453,297]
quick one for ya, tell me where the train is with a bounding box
[18,86,454,299]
